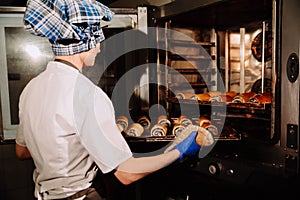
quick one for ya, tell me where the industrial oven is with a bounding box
[112,0,300,198]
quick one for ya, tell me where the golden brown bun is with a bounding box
[232,92,256,103]
[150,124,167,136]
[210,94,233,103]
[137,116,151,129]
[175,92,194,99]
[157,115,171,127]
[195,126,215,147]
[250,92,272,105]
[225,91,238,98]
[208,91,222,97]
[172,123,185,136]
[221,94,233,102]
[116,116,129,132]
[198,116,211,127]
[126,123,144,137]
[191,93,211,101]
[165,125,214,153]
[178,115,193,126]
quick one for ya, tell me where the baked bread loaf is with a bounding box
[116,116,129,132]
[157,115,171,128]
[190,93,211,102]
[249,92,272,105]
[232,92,256,103]
[137,116,151,130]
[175,92,194,99]
[178,115,193,126]
[126,123,144,137]
[172,123,185,136]
[164,124,214,153]
[225,91,238,98]
[208,91,222,97]
[150,124,168,137]
[198,116,211,127]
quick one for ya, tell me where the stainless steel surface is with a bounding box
[270,0,277,140]
[225,31,229,91]
[239,28,246,93]
[280,0,300,172]
[0,6,25,13]
[110,0,224,17]
[261,21,266,93]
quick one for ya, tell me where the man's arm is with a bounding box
[114,149,180,185]
[15,143,32,160]
[113,126,212,185]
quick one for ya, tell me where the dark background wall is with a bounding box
[0,0,27,7]
[0,143,35,200]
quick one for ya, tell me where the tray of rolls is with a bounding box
[169,91,272,114]
[115,114,241,142]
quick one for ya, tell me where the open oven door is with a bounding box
[280,0,300,175]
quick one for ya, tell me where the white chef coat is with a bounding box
[16,61,132,199]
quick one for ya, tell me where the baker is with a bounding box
[15,0,213,199]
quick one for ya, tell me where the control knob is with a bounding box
[208,162,222,175]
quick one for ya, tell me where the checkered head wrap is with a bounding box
[23,0,114,56]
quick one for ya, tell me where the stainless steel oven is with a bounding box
[149,0,300,186]
[124,0,300,192]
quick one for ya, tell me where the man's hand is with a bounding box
[174,131,200,160]
[15,143,32,160]
[164,124,214,160]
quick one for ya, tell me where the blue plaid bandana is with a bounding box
[24,0,114,56]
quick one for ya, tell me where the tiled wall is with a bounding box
[0,142,35,200]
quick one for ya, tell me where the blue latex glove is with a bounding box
[174,131,201,160]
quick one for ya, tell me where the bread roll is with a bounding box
[175,92,194,99]
[165,125,214,153]
[116,116,129,132]
[249,92,272,105]
[157,115,171,127]
[150,124,168,137]
[206,124,219,136]
[210,95,223,102]
[232,92,256,103]
[225,91,238,98]
[195,126,215,147]
[221,94,233,102]
[126,123,144,137]
[210,94,233,103]
[198,116,218,136]
[178,115,193,126]
[190,93,211,102]
[198,116,211,127]
[208,91,222,97]
[137,116,151,129]
[172,123,185,136]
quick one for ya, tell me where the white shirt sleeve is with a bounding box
[73,75,132,173]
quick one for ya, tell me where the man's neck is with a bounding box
[54,55,83,72]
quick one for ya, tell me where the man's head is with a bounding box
[23,0,114,56]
